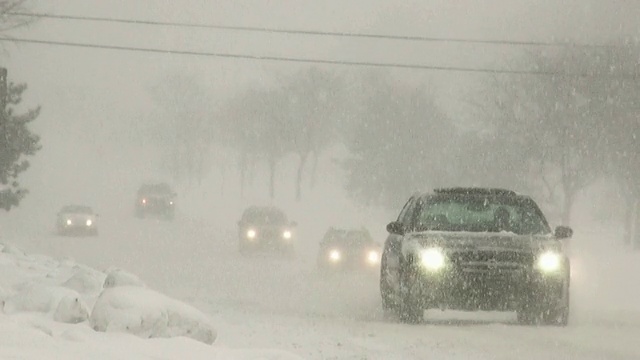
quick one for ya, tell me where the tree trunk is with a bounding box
[561,187,575,226]
[268,156,276,200]
[295,152,309,201]
[219,164,226,197]
[623,194,634,245]
[239,150,247,198]
[309,152,319,189]
[632,198,640,249]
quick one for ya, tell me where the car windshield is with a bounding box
[413,195,550,235]
[138,183,173,195]
[243,208,287,225]
[322,230,371,248]
[61,205,93,214]
[343,231,373,248]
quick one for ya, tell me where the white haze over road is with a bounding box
[1,1,639,359]
[2,196,640,359]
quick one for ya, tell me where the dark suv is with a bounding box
[380,188,572,325]
[317,228,381,272]
[238,206,297,255]
[134,183,176,220]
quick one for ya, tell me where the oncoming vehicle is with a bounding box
[380,188,573,325]
[135,183,176,220]
[238,206,296,255]
[317,228,381,272]
[56,205,98,236]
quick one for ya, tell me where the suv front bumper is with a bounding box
[407,267,567,311]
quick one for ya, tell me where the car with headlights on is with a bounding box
[56,205,98,236]
[135,183,176,220]
[238,206,297,255]
[380,188,572,325]
[317,227,381,272]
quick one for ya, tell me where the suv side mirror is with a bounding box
[386,221,405,235]
[555,226,573,239]
[290,221,298,227]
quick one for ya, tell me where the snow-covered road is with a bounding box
[4,214,640,359]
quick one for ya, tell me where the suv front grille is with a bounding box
[449,250,533,273]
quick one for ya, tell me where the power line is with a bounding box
[0,36,590,76]
[9,11,615,49]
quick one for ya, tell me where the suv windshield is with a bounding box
[243,208,287,225]
[413,195,550,235]
[344,231,373,247]
[138,183,173,195]
[61,205,93,214]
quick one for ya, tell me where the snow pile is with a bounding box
[102,268,146,288]
[4,284,89,323]
[0,242,303,359]
[0,243,216,344]
[90,285,217,345]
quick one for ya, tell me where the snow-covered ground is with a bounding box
[1,211,640,359]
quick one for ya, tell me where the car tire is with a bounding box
[518,282,569,326]
[380,270,397,312]
[516,308,539,325]
[542,282,570,326]
[398,263,424,324]
[239,243,249,255]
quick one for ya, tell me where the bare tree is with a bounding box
[479,48,610,225]
[280,67,344,200]
[148,73,216,186]
[342,72,459,208]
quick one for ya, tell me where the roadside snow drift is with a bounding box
[0,242,303,359]
[90,285,217,344]
[0,243,216,344]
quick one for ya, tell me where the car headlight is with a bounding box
[282,230,292,239]
[141,198,147,204]
[419,248,446,271]
[86,219,93,227]
[367,250,379,264]
[537,251,562,272]
[246,229,257,239]
[66,219,72,226]
[329,249,341,262]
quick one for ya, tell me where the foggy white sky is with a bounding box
[1,0,637,221]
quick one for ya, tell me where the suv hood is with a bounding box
[401,231,562,256]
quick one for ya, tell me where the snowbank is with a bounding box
[103,268,146,288]
[0,313,303,360]
[3,284,89,323]
[0,242,303,359]
[0,242,216,343]
[90,285,217,345]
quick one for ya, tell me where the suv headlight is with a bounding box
[419,248,446,271]
[537,251,561,273]
[367,250,379,264]
[246,229,257,239]
[282,230,292,239]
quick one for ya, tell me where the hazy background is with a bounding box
[1,0,638,243]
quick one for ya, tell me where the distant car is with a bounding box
[317,228,381,272]
[238,206,297,255]
[380,188,572,325]
[135,183,176,220]
[56,205,98,236]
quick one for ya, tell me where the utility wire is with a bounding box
[8,11,615,49]
[0,36,631,78]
